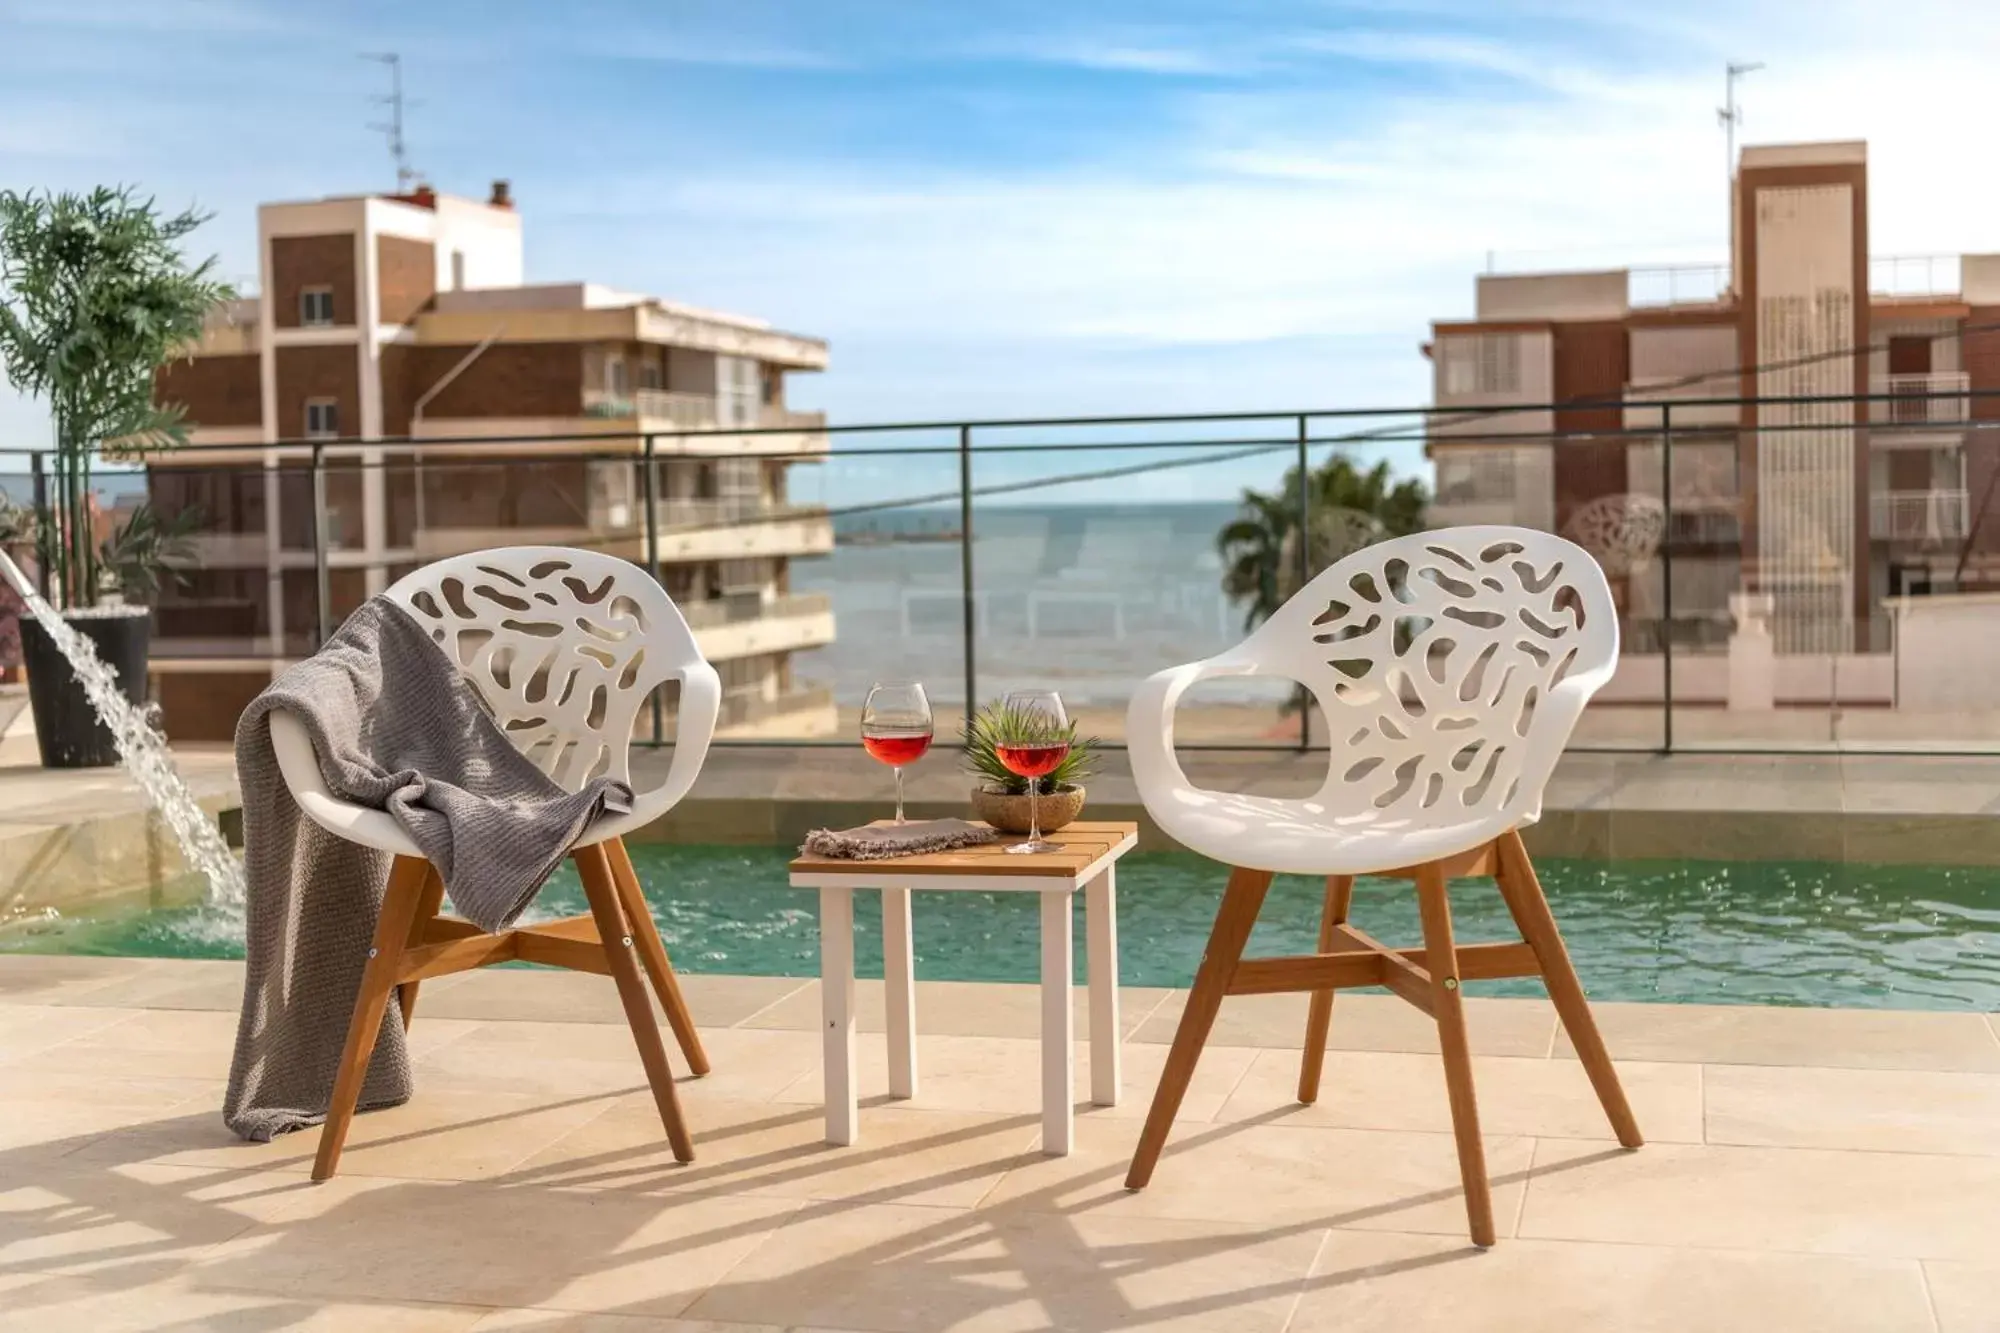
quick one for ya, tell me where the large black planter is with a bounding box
[20,609,151,768]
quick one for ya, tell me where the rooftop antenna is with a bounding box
[1718,61,1762,285]
[1719,63,1763,191]
[362,52,418,192]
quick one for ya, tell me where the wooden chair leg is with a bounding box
[396,865,448,1031]
[605,836,710,1077]
[314,854,432,1182]
[1126,866,1273,1190]
[1496,830,1642,1149]
[1414,859,1496,1248]
[576,842,694,1163]
[1297,873,1355,1104]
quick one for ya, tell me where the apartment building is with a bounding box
[1426,140,2000,655]
[148,181,836,741]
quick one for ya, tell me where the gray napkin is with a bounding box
[801,818,999,860]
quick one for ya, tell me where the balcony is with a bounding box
[1623,377,1742,429]
[653,499,834,563]
[1871,489,1967,544]
[1628,263,1731,309]
[1870,372,1969,427]
[1870,253,1960,298]
[715,684,839,737]
[683,591,836,663]
[582,390,829,436]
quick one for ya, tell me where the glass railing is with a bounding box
[11,385,2000,753]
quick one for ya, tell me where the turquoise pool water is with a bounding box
[7,847,2000,1011]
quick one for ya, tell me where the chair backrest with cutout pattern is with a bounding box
[1242,526,1616,831]
[385,546,699,791]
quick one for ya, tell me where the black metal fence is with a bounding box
[4,387,1997,755]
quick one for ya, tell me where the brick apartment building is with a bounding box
[1425,140,2000,656]
[148,181,836,741]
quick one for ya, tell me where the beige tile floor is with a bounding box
[2,955,1998,1331]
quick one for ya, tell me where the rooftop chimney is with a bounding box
[489,179,513,208]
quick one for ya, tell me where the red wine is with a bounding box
[862,730,933,766]
[996,741,1069,779]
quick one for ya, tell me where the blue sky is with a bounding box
[3,0,1997,504]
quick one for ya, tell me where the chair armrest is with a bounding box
[268,708,418,855]
[1125,655,1263,806]
[639,660,719,816]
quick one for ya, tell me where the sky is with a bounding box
[3,0,1998,505]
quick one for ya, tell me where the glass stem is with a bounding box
[1028,779,1040,845]
[895,766,906,824]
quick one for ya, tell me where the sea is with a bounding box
[791,501,1290,711]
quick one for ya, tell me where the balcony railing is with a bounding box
[1870,254,1960,298]
[759,405,827,431]
[655,498,825,531]
[1628,263,1731,308]
[681,591,833,631]
[1871,489,1967,543]
[1624,377,1742,428]
[718,684,837,731]
[581,391,829,433]
[1871,372,1969,426]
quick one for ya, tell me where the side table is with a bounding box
[788,820,1139,1156]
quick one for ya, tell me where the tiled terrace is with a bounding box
[4,955,1999,1331]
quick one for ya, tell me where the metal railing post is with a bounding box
[959,424,977,726]
[28,451,49,599]
[1295,413,1312,751]
[1660,403,1675,755]
[312,443,332,647]
[643,433,664,744]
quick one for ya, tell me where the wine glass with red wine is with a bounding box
[861,681,933,824]
[997,689,1070,854]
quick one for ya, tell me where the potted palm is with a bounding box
[0,187,231,767]
[962,698,1098,835]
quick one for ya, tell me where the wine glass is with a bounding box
[997,689,1070,854]
[861,681,933,824]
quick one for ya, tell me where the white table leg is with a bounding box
[819,884,858,1146]
[1040,888,1075,1156]
[1086,865,1121,1107]
[882,885,917,1100]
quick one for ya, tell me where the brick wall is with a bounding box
[376,234,436,326]
[1551,321,1630,532]
[1960,310,2000,559]
[380,342,585,434]
[274,344,360,441]
[154,353,261,428]
[270,233,357,328]
[153,670,272,744]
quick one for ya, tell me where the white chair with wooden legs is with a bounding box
[268,546,720,1181]
[1123,526,1642,1247]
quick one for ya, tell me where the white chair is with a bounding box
[269,546,721,1180]
[1123,526,1641,1247]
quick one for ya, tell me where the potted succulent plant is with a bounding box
[962,698,1098,835]
[0,186,230,767]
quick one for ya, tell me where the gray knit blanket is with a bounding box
[224,597,633,1141]
[800,818,999,860]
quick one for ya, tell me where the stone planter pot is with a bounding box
[971,784,1086,836]
[21,606,151,768]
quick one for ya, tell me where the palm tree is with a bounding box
[1218,455,1428,631]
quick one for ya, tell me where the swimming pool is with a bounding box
[6,846,1998,1011]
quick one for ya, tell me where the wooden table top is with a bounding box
[788,820,1139,881]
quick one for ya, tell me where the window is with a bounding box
[639,361,662,391]
[607,357,628,396]
[1440,334,1522,396]
[304,399,339,439]
[300,287,335,327]
[1434,449,1518,504]
[450,249,466,291]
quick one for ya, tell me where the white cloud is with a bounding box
[8,0,2000,470]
